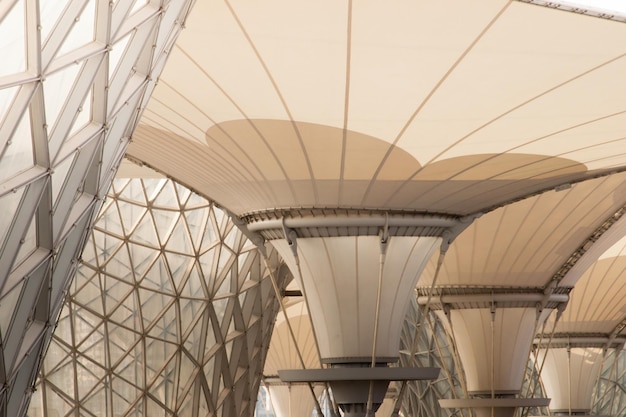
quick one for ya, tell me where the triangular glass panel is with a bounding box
[107,325,140,367]
[81,385,106,416]
[104,244,133,282]
[182,311,205,362]
[164,252,192,294]
[80,323,107,363]
[176,388,194,417]
[0,280,22,342]
[127,241,159,280]
[146,396,170,417]
[139,287,174,327]
[47,357,75,399]
[131,210,160,246]
[180,262,207,299]
[212,207,226,237]
[68,88,92,138]
[39,0,69,44]
[186,192,208,209]
[143,178,167,203]
[179,298,206,336]
[152,208,179,245]
[145,337,177,384]
[50,151,74,205]
[222,223,240,252]
[164,215,193,255]
[177,352,196,403]
[50,304,72,348]
[213,269,233,299]
[13,218,37,276]
[111,376,141,414]
[140,254,174,293]
[73,308,99,346]
[0,187,24,249]
[198,246,217,284]
[91,229,123,266]
[114,343,144,388]
[104,278,135,319]
[117,199,146,236]
[108,31,131,78]
[152,180,178,209]
[75,359,105,401]
[0,85,20,126]
[43,59,81,131]
[174,183,192,207]
[42,336,73,375]
[73,271,104,316]
[57,0,96,57]
[116,178,145,204]
[147,301,178,344]
[183,207,208,253]
[212,298,229,324]
[148,352,178,410]
[81,237,98,266]
[0,1,26,77]
[96,200,125,239]
[213,247,235,296]
[44,383,74,417]
[0,105,34,179]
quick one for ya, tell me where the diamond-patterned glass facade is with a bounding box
[0,1,193,415]
[27,175,285,417]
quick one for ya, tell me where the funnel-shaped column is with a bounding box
[267,384,324,417]
[250,211,464,417]
[451,307,537,395]
[420,291,563,417]
[536,345,605,415]
[273,234,440,363]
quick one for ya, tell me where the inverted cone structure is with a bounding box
[249,211,469,417]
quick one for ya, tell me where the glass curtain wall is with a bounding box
[0,0,194,415]
[27,175,285,417]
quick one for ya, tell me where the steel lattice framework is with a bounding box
[0,1,194,416]
[26,176,285,417]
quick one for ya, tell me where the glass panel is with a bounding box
[43,60,81,131]
[32,178,282,417]
[0,0,25,77]
[40,0,71,44]
[0,106,34,179]
[51,153,74,206]
[68,88,92,137]
[0,85,19,125]
[117,178,145,204]
[0,281,22,341]
[165,216,193,255]
[0,187,25,247]
[58,0,96,56]
[153,179,178,208]
[11,214,36,271]
[109,32,131,77]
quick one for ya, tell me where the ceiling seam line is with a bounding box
[223,0,318,204]
[375,0,514,207]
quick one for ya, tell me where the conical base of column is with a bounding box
[279,366,439,417]
[440,397,550,417]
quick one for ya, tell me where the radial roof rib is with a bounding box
[129,0,626,219]
[417,173,626,291]
[542,234,626,344]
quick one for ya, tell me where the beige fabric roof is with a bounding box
[127,1,626,339]
[130,0,626,217]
